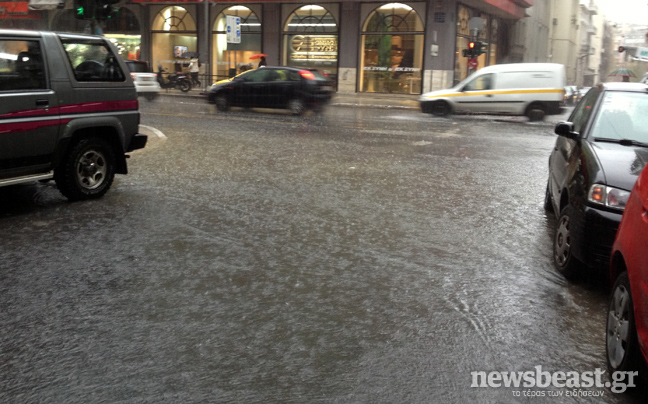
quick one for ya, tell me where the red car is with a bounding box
[607,164,648,378]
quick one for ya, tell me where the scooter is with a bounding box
[157,67,192,92]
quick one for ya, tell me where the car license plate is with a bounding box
[322,85,333,91]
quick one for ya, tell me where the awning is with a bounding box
[28,0,60,10]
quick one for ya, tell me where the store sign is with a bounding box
[636,47,648,60]
[132,0,200,3]
[226,15,240,44]
[0,1,40,18]
[290,35,337,62]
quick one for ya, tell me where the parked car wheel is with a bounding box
[215,94,229,112]
[553,205,580,279]
[606,271,640,374]
[431,101,451,117]
[288,98,306,116]
[55,137,116,201]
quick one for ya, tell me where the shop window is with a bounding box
[455,5,500,84]
[152,7,197,74]
[213,6,262,79]
[283,5,338,84]
[360,3,424,94]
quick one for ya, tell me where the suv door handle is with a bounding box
[35,99,49,107]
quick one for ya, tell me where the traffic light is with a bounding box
[97,0,120,20]
[73,0,93,20]
[462,41,488,58]
[477,42,488,56]
[462,41,477,57]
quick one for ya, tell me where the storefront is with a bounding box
[212,5,262,79]
[282,5,338,84]
[359,3,424,94]
[4,0,529,95]
[151,6,197,74]
[454,3,500,84]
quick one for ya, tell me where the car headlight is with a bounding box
[588,184,631,211]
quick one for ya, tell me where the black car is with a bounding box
[546,83,648,279]
[206,67,334,115]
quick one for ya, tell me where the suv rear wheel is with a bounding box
[55,137,116,201]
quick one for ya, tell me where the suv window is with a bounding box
[62,39,125,82]
[0,39,45,91]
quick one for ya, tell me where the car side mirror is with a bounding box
[554,121,578,140]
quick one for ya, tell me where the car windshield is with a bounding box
[590,91,648,144]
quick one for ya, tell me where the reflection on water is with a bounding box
[0,107,640,403]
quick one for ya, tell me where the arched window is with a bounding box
[454,5,499,83]
[360,3,424,94]
[212,6,261,79]
[151,7,197,74]
[283,5,338,84]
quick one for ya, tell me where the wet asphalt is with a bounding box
[0,99,644,403]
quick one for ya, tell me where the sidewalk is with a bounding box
[157,87,420,110]
[156,87,571,124]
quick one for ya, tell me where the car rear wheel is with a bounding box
[526,103,546,121]
[553,205,580,280]
[431,101,451,117]
[288,99,306,116]
[215,94,230,112]
[606,271,640,376]
[55,137,116,201]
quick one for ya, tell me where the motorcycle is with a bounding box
[157,67,192,92]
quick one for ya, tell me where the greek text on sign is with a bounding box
[636,47,648,59]
[226,15,240,44]
[291,35,338,53]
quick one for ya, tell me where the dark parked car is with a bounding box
[206,67,334,115]
[607,164,648,382]
[545,83,648,279]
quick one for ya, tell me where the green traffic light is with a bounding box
[76,6,84,15]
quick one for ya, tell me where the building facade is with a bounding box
[1,0,534,93]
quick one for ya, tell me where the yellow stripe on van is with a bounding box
[422,89,565,99]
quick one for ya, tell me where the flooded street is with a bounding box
[0,99,642,403]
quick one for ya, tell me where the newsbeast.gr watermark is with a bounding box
[471,366,638,398]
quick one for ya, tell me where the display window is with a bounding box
[151,6,197,75]
[52,8,142,62]
[282,5,338,84]
[454,4,499,84]
[212,6,261,80]
[360,3,423,94]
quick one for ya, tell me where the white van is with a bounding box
[420,63,566,119]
